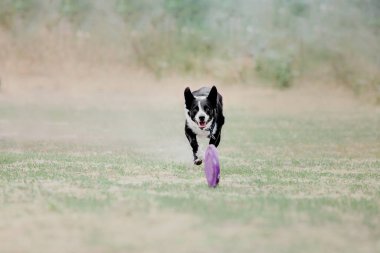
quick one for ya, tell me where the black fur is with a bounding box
[184,86,225,165]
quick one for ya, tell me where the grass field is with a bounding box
[0,76,379,253]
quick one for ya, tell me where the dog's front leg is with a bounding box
[209,130,221,147]
[209,120,223,147]
[185,125,202,165]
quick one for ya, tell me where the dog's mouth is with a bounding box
[198,121,207,129]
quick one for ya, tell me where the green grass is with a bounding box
[0,91,379,253]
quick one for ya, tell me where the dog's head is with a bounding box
[184,86,218,130]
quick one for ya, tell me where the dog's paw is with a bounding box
[194,158,202,165]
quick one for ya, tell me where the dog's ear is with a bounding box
[207,86,218,107]
[184,87,195,109]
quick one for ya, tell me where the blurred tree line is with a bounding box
[0,0,379,99]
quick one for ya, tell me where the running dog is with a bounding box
[184,86,225,165]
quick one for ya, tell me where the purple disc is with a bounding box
[204,144,220,187]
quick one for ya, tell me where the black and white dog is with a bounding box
[184,86,225,165]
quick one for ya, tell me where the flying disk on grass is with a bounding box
[204,144,220,188]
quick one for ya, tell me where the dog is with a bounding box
[184,86,225,165]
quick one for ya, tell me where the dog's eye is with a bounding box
[191,106,199,114]
[204,106,210,113]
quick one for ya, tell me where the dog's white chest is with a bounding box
[187,121,210,137]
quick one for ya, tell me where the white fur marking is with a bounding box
[212,123,218,135]
[195,100,209,124]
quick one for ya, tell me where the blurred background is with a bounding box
[0,0,379,101]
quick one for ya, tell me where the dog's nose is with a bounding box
[199,116,205,122]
